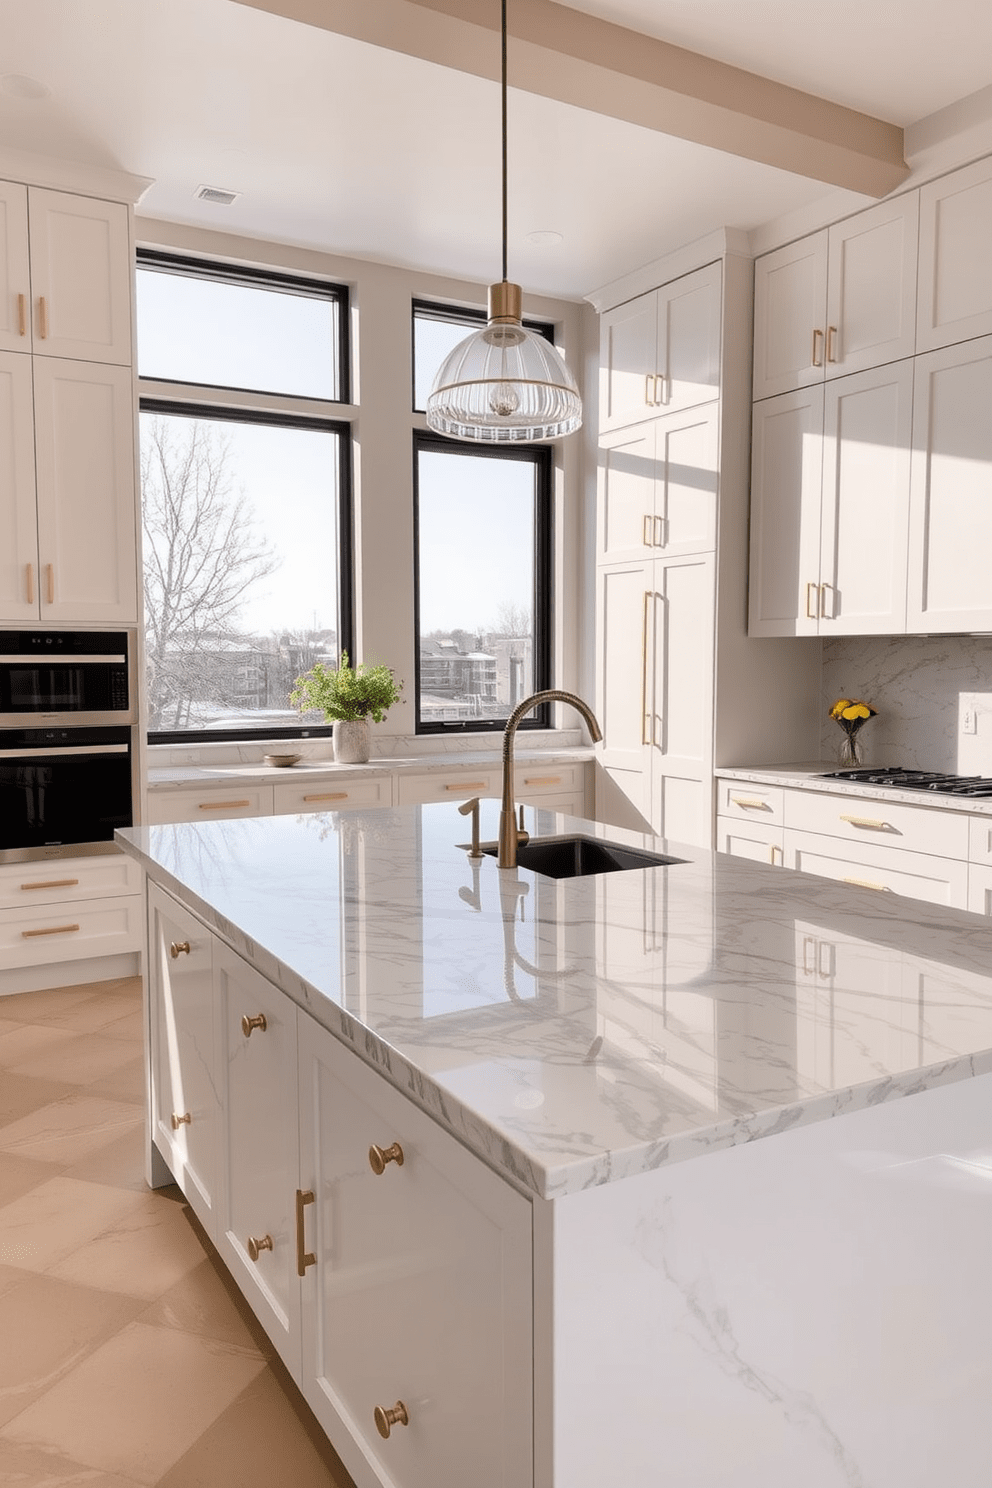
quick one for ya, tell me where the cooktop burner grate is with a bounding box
[817,766,992,797]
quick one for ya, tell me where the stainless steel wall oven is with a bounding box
[0,630,134,727]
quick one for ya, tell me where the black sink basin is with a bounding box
[483,834,686,879]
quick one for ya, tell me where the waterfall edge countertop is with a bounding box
[116,800,992,1200]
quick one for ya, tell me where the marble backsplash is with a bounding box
[821,636,992,773]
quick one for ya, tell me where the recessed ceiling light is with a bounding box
[194,184,241,206]
[525,230,564,246]
[0,73,49,100]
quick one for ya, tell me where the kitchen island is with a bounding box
[118,800,992,1488]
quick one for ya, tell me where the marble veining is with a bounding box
[117,800,992,1200]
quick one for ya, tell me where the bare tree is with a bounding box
[491,600,531,638]
[142,417,280,730]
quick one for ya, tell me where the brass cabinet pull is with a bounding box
[642,512,652,547]
[839,815,889,830]
[843,876,891,892]
[802,934,816,975]
[369,1141,404,1175]
[241,1013,267,1037]
[444,781,486,792]
[21,877,79,891]
[197,799,250,810]
[644,372,653,406]
[805,581,819,620]
[295,1188,316,1277]
[819,581,834,619]
[523,776,561,787]
[21,922,79,937]
[826,325,838,363]
[654,514,665,548]
[374,1401,409,1440]
[302,792,348,802]
[247,1234,273,1262]
[25,563,34,605]
[169,940,191,959]
[769,844,782,865]
[731,796,769,810]
[46,564,54,606]
[641,589,652,746]
[171,1111,191,1130]
[17,292,26,336]
[811,327,823,367]
[38,296,48,339]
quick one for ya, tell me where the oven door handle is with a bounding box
[0,654,127,665]
[0,743,130,759]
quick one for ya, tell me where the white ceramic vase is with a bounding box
[333,718,371,764]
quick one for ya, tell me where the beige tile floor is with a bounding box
[0,975,356,1487]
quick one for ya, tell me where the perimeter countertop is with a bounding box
[718,762,992,817]
[117,800,992,1201]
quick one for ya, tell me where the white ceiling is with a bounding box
[0,0,988,300]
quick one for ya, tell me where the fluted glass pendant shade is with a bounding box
[426,280,582,443]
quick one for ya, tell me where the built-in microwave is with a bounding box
[0,630,134,727]
[0,725,133,863]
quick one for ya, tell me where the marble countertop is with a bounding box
[147,745,593,791]
[718,762,992,817]
[117,801,992,1202]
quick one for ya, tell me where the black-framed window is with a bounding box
[136,253,353,744]
[412,297,555,414]
[413,432,552,733]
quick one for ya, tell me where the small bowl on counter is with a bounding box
[263,753,302,768]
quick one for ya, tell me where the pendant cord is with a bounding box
[500,0,508,285]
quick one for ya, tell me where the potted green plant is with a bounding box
[291,651,402,764]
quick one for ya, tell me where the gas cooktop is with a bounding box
[817,767,992,798]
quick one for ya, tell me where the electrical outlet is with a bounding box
[964,708,978,735]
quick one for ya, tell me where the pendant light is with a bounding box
[425,0,582,443]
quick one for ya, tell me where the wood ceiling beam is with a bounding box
[231,0,908,197]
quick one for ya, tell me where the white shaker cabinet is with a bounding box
[917,156,992,353]
[26,188,132,364]
[0,181,31,353]
[906,334,992,633]
[752,194,919,400]
[0,349,41,620]
[597,404,718,564]
[748,361,914,636]
[599,262,721,431]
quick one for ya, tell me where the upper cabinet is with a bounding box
[598,404,718,565]
[0,186,132,364]
[599,262,721,430]
[752,194,919,400]
[917,156,992,353]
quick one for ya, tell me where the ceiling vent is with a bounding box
[194,184,241,206]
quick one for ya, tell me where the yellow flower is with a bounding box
[841,704,870,720]
[829,698,851,719]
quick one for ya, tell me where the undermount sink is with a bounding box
[482,834,686,880]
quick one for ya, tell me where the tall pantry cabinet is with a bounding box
[592,242,821,847]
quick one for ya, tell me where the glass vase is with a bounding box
[838,728,865,769]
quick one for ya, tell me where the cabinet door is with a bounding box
[716,816,784,867]
[145,786,275,824]
[747,386,824,636]
[215,942,302,1378]
[785,828,969,908]
[818,360,913,634]
[907,336,992,632]
[917,156,992,353]
[752,233,828,399]
[652,402,718,556]
[27,188,132,364]
[825,194,919,377]
[148,883,219,1238]
[599,290,658,430]
[656,262,721,413]
[596,560,652,825]
[33,357,137,624]
[0,181,31,353]
[0,349,40,620]
[597,424,657,564]
[298,1017,533,1488]
[648,554,714,846]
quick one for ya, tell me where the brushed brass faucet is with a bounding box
[498,690,603,868]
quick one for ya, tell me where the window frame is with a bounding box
[412,430,553,735]
[136,251,354,746]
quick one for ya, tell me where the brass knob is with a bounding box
[169,940,191,959]
[241,1013,268,1038]
[171,1111,191,1130]
[369,1141,404,1175]
[247,1234,273,1262]
[374,1401,409,1439]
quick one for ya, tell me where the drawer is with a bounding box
[967,815,992,866]
[0,894,143,968]
[716,779,784,824]
[146,786,274,823]
[0,852,140,909]
[784,829,969,908]
[273,776,391,814]
[514,763,586,800]
[968,864,992,916]
[716,816,784,867]
[396,768,500,805]
[784,789,969,860]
